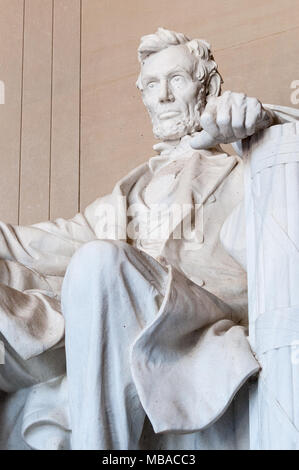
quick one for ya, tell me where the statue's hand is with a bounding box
[190,90,273,150]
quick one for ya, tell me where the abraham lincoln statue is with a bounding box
[0,28,298,450]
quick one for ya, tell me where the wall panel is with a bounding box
[0,0,24,224]
[19,0,53,225]
[50,0,81,220]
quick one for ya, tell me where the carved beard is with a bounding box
[152,114,200,141]
[150,100,204,141]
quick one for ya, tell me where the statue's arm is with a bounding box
[0,197,102,275]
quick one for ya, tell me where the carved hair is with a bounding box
[136,27,222,96]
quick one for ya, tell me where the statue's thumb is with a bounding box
[190,130,218,150]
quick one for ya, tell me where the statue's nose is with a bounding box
[159,80,175,103]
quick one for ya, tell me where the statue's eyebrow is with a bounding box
[142,75,158,84]
[142,66,192,84]
[166,65,192,76]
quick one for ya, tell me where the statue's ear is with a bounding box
[207,73,222,99]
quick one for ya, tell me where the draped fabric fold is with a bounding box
[131,265,259,434]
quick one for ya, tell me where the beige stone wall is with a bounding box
[0,0,298,224]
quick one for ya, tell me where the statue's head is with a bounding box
[137,27,222,142]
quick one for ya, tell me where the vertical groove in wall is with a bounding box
[48,0,54,220]
[18,0,26,225]
[78,0,82,212]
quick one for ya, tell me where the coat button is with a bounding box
[197,279,205,287]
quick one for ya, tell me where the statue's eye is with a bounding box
[147,81,157,89]
[171,75,184,86]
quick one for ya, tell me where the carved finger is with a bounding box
[232,92,246,105]
[245,98,262,135]
[200,111,219,138]
[190,130,219,149]
[256,106,273,130]
[231,101,246,139]
[216,106,232,140]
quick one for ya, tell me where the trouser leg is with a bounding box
[61,240,167,450]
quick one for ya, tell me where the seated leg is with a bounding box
[61,240,168,450]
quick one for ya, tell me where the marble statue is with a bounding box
[244,122,299,449]
[0,27,299,450]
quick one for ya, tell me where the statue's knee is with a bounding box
[65,240,127,283]
[76,239,120,264]
[61,240,129,318]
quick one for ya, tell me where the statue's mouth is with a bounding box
[158,111,181,120]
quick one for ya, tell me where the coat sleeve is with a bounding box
[263,103,299,124]
[0,197,103,276]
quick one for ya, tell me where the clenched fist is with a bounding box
[190,91,273,150]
